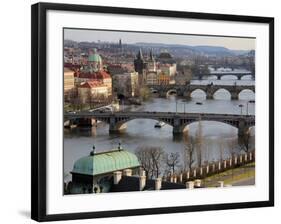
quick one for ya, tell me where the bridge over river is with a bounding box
[148,83,255,99]
[195,70,254,80]
[65,111,255,138]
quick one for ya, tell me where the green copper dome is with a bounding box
[88,54,102,62]
[88,48,102,63]
[72,149,140,176]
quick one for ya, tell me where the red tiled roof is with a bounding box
[96,70,111,79]
[79,80,105,88]
[78,70,111,80]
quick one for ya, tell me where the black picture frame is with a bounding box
[31,2,274,222]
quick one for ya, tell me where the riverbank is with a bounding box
[202,162,255,187]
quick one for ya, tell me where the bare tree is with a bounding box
[150,147,165,177]
[135,147,152,177]
[135,146,164,178]
[164,152,181,175]
[182,132,195,171]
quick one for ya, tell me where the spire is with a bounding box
[149,49,154,61]
[137,48,143,59]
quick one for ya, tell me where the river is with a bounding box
[64,77,255,181]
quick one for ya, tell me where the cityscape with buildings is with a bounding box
[63,29,255,194]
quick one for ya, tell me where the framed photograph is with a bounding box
[31,2,274,222]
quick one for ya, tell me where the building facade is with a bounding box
[64,67,75,101]
[112,71,139,98]
[78,80,108,103]
[75,49,112,97]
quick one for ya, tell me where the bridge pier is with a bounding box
[109,117,123,133]
[231,92,239,100]
[76,118,93,127]
[184,91,191,100]
[173,117,183,136]
[172,126,183,141]
[206,91,213,99]
[237,119,249,140]
[173,126,182,135]
[159,91,164,97]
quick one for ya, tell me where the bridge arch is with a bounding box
[166,89,178,96]
[189,88,207,99]
[219,74,238,80]
[113,117,174,131]
[212,88,231,100]
[150,88,158,94]
[238,89,255,100]
[240,74,253,80]
[179,120,243,140]
[200,74,217,80]
[179,119,240,133]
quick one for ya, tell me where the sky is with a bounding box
[64,29,255,51]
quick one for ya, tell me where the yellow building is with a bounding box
[157,72,170,85]
[64,67,75,101]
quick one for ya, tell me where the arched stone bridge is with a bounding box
[195,71,253,80]
[65,111,255,138]
[148,84,255,99]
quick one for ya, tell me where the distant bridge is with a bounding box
[194,70,253,80]
[65,111,255,137]
[148,84,255,99]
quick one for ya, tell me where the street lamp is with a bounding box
[238,104,244,115]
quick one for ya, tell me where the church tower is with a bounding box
[134,49,147,85]
[134,49,147,74]
[147,49,156,72]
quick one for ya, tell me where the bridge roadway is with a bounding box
[65,111,255,137]
[148,83,255,99]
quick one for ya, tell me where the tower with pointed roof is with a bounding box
[134,49,147,85]
[147,49,156,72]
[134,49,145,74]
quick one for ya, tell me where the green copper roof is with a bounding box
[72,149,140,176]
[88,53,102,62]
